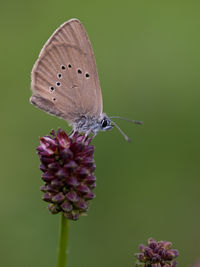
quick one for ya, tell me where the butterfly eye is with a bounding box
[56,82,61,86]
[61,65,65,70]
[101,119,108,128]
[101,118,113,131]
[85,73,90,78]
[77,69,82,74]
[68,64,72,68]
[50,86,54,92]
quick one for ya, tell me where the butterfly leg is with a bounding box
[69,130,74,136]
[83,129,93,142]
[92,132,97,139]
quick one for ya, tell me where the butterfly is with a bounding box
[30,18,142,141]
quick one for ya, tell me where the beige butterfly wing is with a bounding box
[30,18,103,124]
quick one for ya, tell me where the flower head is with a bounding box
[37,129,96,221]
[135,238,179,267]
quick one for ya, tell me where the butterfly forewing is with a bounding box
[31,19,103,124]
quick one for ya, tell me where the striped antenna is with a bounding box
[110,116,143,125]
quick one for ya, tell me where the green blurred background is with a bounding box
[1,0,200,266]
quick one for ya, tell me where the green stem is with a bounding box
[57,214,69,267]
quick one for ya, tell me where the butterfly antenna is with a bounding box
[111,120,131,142]
[110,116,143,125]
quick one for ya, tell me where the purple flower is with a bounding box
[37,129,96,221]
[135,238,179,267]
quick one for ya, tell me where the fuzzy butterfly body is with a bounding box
[30,18,112,134]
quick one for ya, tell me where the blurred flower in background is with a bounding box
[191,260,200,267]
[135,238,179,267]
[37,129,96,220]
